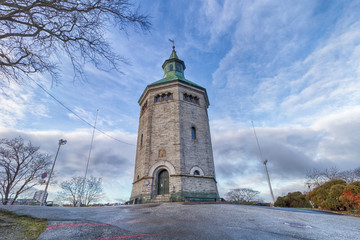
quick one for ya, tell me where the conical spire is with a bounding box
[141,43,206,101]
[169,45,179,59]
[162,45,185,80]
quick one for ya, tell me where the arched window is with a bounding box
[137,175,140,180]
[141,101,148,115]
[154,93,173,103]
[175,63,181,72]
[191,127,196,139]
[183,93,199,104]
[169,64,173,71]
[140,134,143,147]
[194,170,200,176]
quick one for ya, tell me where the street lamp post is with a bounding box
[251,121,275,205]
[40,139,67,206]
[263,159,275,204]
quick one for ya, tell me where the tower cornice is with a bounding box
[138,79,210,108]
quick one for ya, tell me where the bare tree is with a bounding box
[305,168,325,189]
[226,188,260,203]
[58,176,104,206]
[306,166,360,190]
[0,0,150,85]
[354,167,360,179]
[339,170,358,183]
[0,137,51,205]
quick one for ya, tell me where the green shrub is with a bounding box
[275,191,311,208]
[339,183,360,211]
[274,196,286,207]
[307,179,346,210]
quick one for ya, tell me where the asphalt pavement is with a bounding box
[1,203,359,240]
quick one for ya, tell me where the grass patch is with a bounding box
[0,209,47,240]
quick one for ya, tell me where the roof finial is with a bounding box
[168,39,175,49]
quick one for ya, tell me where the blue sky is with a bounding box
[1,0,360,203]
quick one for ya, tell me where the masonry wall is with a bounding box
[130,81,218,203]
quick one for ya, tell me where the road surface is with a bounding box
[1,203,359,240]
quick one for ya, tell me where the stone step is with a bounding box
[151,194,171,203]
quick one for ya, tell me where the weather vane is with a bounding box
[168,39,175,49]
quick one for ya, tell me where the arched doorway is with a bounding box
[157,169,169,195]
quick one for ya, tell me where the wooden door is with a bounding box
[157,169,169,195]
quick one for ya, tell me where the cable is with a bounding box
[31,79,136,146]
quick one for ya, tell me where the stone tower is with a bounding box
[130,46,219,203]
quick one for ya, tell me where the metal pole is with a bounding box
[251,121,275,205]
[263,160,275,204]
[79,109,98,207]
[40,139,67,206]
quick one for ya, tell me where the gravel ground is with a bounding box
[1,203,360,240]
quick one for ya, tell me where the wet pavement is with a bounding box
[1,203,359,240]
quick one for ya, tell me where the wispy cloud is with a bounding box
[2,1,360,203]
[0,84,49,128]
[0,127,136,202]
[211,105,360,199]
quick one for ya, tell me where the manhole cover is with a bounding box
[284,222,312,228]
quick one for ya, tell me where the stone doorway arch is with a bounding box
[157,169,169,195]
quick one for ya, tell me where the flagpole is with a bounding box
[251,121,275,205]
[79,109,99,207]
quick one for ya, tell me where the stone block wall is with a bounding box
[130,80,219,203]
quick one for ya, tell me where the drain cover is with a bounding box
[284,222,312,228]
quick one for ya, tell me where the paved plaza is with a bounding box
[1,203,359,240]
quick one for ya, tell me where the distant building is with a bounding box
[130,45,219,203]
[33,190,47,202]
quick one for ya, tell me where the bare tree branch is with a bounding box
[0,0,150,85]
[305,166,360,191]
[226,188,260,203]
[58,176,105,206]
[0,136,51,205]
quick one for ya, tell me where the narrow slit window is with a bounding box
[191,127,196,139]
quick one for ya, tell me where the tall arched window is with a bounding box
[140,134,143,147]
[175,62,181,72]
[155,95,160,102]
[191,127,196,139]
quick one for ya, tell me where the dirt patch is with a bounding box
[0,209,47,240]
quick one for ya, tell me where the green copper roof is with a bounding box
[148,76,205,90]
[138,46,207,103]
[169,48,179,59]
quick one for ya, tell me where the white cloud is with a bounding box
[211,106,360,201]
[0,127,137,203]
[0,83,49,128]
